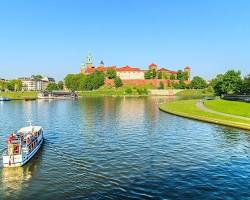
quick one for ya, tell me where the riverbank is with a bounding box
[176,88,214,99]
[0,91,38,100]
[159,99,250,130]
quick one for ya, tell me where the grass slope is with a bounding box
[204,99,250,118]
[160,99,250,130]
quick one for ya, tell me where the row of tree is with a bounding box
[144,69,189,81]
[64,71,123,92]
[0,80,22,92]
[211,70,250,96]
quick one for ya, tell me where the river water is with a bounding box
[0,97,250,200]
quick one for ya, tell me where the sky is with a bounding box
[0,0,250,81]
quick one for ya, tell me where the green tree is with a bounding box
[170,74,176,80]
[64,74,83,92]
[158,71,163,79]
[177,70,188,81]
[58,81,64,90]
[83,71,105,90]
[144,70,152,79]
[32,75,43,81]
[152,69,157,79]
[46,83,59,92]
[106,68,117,79]
[211,70,243,95]
[7,80,21,91]
[159,81,164,89]
[114,77,123,88]
[242,74,250,94]
[0,80,7,91]
[210,74,224,96]
[191,76,207,89]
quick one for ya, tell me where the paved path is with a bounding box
[196,101,250,121]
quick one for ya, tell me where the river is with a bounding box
[0,97,250,199]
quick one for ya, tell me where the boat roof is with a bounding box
[18,126,42,133]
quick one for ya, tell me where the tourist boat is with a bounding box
[0,97,11,101]
[2,122,44,167]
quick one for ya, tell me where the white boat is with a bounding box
[2,123,44,167]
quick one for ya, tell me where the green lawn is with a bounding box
[176,89,214,99]
[160,99,250,130]
[0,91,38,99]
[204,99,250,118]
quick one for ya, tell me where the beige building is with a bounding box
[116,66,145,80]
[19,77,55,91]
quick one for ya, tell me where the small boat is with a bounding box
[0,97,11,101]
[2,122,44,167]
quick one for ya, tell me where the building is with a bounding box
[116,66,144,80]
[19,76,55,91]
[80,53,191,81]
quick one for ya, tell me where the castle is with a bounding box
[80,53,191,86]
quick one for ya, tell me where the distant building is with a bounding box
[19,76,55,91]
[80,53,191,81]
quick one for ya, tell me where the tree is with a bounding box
[0,80,7,91]
[242,74,250,94]
[106,68,117,79]
[152,69,157,79]
[177,70,188,81]
[144,71,152,79]
[58,81,64,90]
[170,74,176,80]
[32,75,43,81]
[159,81,164,89]
[114,77,123,88]
[158,71,163,79]
[210,74,224,96]
[83,71,105,90]
[64,74,83,92]
[211,70,243,96]
[46,83,58,92]
[191,76,207,89]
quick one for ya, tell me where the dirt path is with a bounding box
[196,101,250,121]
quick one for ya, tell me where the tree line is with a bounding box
[64,69,123,92]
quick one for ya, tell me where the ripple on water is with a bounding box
[0,97,250,200]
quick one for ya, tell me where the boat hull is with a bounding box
[3,136,44,168]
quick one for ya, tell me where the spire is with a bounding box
[100,60,104,66]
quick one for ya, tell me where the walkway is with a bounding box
[196,101,250,121]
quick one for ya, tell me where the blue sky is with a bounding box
[0,0,250,81]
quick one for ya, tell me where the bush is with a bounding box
[114,77,123,88]
[125,88,132,95]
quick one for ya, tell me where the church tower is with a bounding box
[85,53,93,69]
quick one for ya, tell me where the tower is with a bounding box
[184,66,191,80]
[85,53,93,69]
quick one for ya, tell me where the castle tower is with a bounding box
[100,60,104,66]
[85,53,93,69]
[149,63,157,71]
[184,66,191,80]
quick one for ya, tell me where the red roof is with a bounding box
[117,65,142,72]
[84,66,116,73]
[149,63,157,67]
[158,68,177,74]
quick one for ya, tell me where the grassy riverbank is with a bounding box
[160,99,250,130]
[176,88,214,99]
[205,99,250,118]
[78,86,149,97]
[0,91,38,100]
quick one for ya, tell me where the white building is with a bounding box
[116,66,145,80]
[19,77,55,91]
